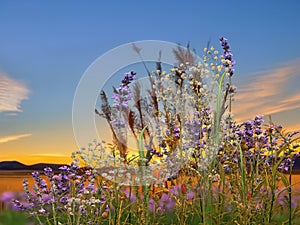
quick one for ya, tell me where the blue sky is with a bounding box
[0,0,300,163]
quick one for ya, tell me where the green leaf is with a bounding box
[138,126,148,160]
[277,172,290,188]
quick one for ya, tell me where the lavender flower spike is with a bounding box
[219,37,235,76]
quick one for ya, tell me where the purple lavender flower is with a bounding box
[12,163,107,222]
[149,198,156,212]
[120,189,137,202]
[75,179,85,193]
[186,191,195,200]
[44,167,53,178]
[110,119,126,128]
[0,191,15,202]
[59,165,69,172]
[174,126,180,139]
[219,37,235,76]
[111,86,132,110]
[253,115,264,126]
[85,183,97,194]
[169,185,180,196]
[109,71,137,155]
[59,196,68,205]
[12,199,26,211]
[165,199,175,212]
[278,154,300,173]
[183,113,202,150]
[31,171,48,194]
[42,194,52,204]
[121,71,136,86]
[158,193,175,213]
[38,207,47,215]
[111,71,136,111]
[32,171,39,180]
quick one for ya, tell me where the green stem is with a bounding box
[238,143,246,201]
[138,126,150,223]
[289,155,292,225]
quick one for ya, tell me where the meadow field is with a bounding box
[1,37,300,224]
[1,172,300,196]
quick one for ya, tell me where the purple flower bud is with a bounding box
[44,167,53,177]
[32,171,39,180]
[121,71,136,86]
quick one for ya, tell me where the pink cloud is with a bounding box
[233,59,300,122]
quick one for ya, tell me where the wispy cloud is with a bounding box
[0,133,32,144]
[234,59,300,122]
[262,92,300,115]
[0,71,30,113]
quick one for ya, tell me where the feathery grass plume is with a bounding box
[172,43,196,67]
[96,91,120,149]
[133,82,148,137]
[132,43,151,76]
[148,59,160,118]
[128,109,136,138]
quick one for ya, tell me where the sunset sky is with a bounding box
[0,1,300,165]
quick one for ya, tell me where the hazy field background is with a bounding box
[1,171,300,195]
[0,171,44,194]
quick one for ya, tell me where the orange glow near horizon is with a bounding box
[0,154,73,165]
[0,106,299,166]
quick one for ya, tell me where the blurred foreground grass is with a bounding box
[0,209,31,225]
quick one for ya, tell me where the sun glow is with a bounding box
[0,154,72,165]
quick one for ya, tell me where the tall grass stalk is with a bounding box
[138,126,150,225]
[289,155,293,225]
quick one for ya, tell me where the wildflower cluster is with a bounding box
[11,164,112,224]
[220,115,300,173]
[6,37,300,225]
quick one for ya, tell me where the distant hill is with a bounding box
[0,160,67,171]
